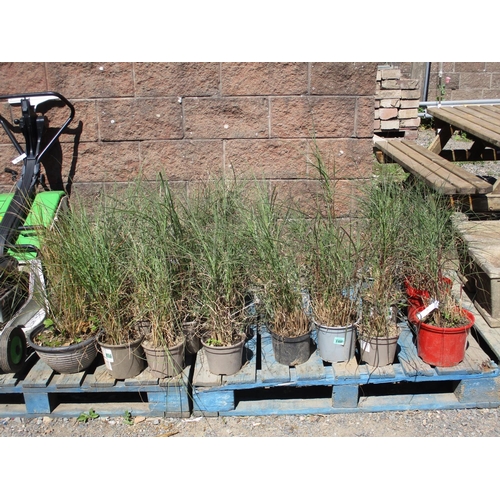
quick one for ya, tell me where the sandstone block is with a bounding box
[399,99,420,109]
[380,80,401,90]
[140,140,223,181]
[310,62,378,96]
[306,138,373,179]
[46,63,134,99]
[400,117,421,128]
[401,89,421,99]
[379,98,401,108]
[398,108,418,119]
[63,142,141,183]
[380,69,401,80]
[271,96,356,139]
[134,62,220,97]
[400,79,419,90]
[0,63,47,94]
[225,139,308,179]
[184,97,269,139]
[380,119,400,130]
[98,98,183,141]
[378,89,402,99]
[221,62,308,96]
[379,108,398,120]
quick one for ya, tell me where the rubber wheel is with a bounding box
[0,326,27,373]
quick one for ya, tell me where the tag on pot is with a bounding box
[101,347,114,370]
[334,337,345,346]
[416,300,439,321]
[360,340,370,352]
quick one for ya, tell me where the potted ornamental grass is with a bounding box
[357,263,405,367]
[27,208,104,374]
[122,177,187,378]
[304,142,363,363]
[393,179,474,367]
[399,180,458,319]
[306,216,362,363]
[180,176,254,376]
[52,191,145,379]
[246,185,312,366]
[356,171,409,367]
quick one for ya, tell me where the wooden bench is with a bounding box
[374,137,493,196]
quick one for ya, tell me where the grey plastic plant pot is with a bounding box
[143,339,185,378]
[201,333,245,376]
[97,332,146,379]
[28,328,99,374]
[315,322,357,363]
[358,331,400,367]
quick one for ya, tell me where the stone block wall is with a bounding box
[399,62,500,102]
[0,62,377,217]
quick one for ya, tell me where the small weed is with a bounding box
[77,408,99,423]
[454,131,470,142]
[204,338,223,347]
[123,410,134,425]
[373,161,409,182]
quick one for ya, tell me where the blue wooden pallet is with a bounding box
[0,354,192,418]
[191,322,500,416]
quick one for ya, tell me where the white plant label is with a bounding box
[101,347,114,370]
[334,337,345,346]
[416,300,440,321]
[360,340,370,352]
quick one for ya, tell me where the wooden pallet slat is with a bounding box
[397,325,437,377]
[331,356,364,381]
[294,348,326,382]
[22,359,54,388]
[0,372,20,389]
[259,328,292,384]
[54,371,86,389]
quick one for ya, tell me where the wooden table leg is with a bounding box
[428,119,453,155]
[467,138,487,161]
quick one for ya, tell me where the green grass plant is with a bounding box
[179,175,254,346]
[304,140,362,327]
[245,184,310,338]
[39,190,135,346]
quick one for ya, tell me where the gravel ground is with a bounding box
[1,407,499,437]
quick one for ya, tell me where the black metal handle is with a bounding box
[0,91,75,162]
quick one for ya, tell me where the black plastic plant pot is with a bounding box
[270,330,312,366]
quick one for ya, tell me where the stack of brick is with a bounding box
[374,66,421,140]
